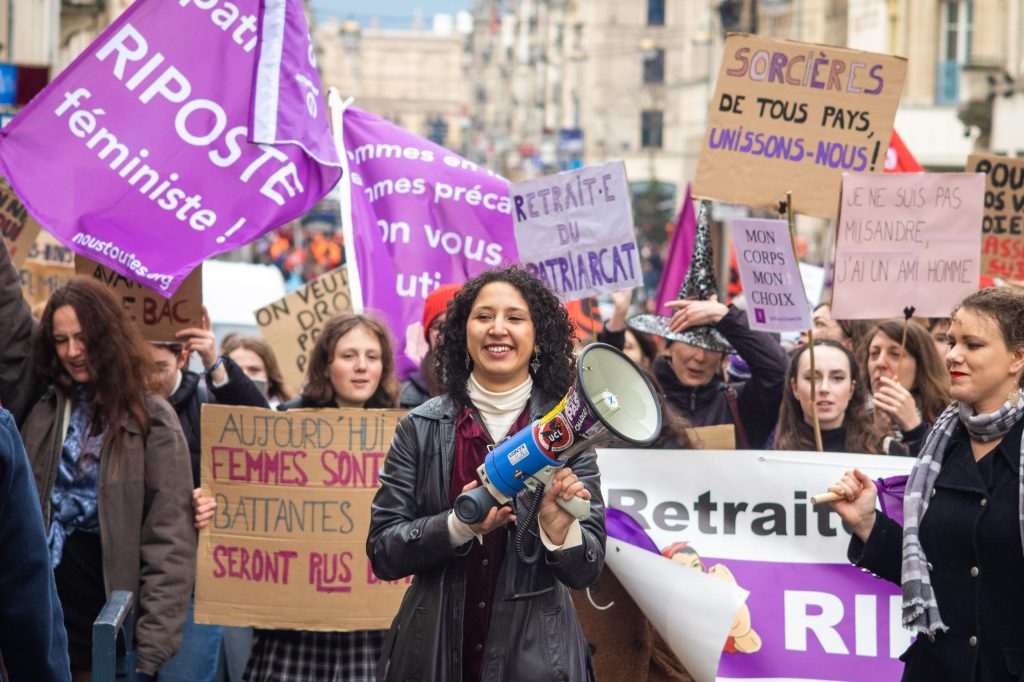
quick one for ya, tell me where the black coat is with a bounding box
[367,393,605,681]
[0,408,71,681]
[656,306,788,449]
[169,356,268,487]
[849,418,1024,681]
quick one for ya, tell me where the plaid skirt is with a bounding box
[244,628,387,682]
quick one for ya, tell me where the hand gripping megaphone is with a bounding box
[454,343,662,526]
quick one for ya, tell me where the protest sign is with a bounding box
[0,0,340,296]
[967,153,1024,282]
[195,404,408,630]
[254,265,352,393]
[0,176,41,268]
[75,255,202,341]
[689,424,736,450]
[694,34,907,219]
[510,161,641,301]
[598,448,914,681]
[732,218,810,331]
[830,173,984,319]
[19,231,75,308]
[340,105,519,378]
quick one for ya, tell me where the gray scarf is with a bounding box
[901,397,1024,635]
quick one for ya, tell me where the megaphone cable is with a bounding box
[514,481,546,566]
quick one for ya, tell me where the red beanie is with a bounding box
[422,284,462,341]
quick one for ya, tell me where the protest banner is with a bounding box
[19,231,75,308]
[254,265,352,393]
[75,255,202,341]
[0,176,41,269]
[338,104,519,378]
[195,404,408,630]
[598,448,914,681]
[510,161,641,301]
[732,218,810,331]
[830,173,984,319]
[0,0,341,296]
[694,34,907,219]
[967,153,1024,282]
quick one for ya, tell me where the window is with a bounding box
[647,0,665,26]
[643,48,665,84]
[937,0,972,104]
[641,110,664,149]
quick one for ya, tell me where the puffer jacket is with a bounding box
[367,392,605,681]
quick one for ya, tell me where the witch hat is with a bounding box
[627,200,732,353]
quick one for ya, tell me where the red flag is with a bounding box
[883,130,923,173]
[654,185,697,317]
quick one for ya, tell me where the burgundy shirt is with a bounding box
[447,405,531,682]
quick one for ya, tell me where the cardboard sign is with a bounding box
[0,176,41,269]
[688,424,736,450]
[732,219,811,331]
[511,161,642,301]
[195,404,408,630]
[254,265,352,393]
[19,231,75,309]
[75,256,203,342]
[831,173,984,319]
[598,448,915,681]
[967,153,1024,281]
[694,34,907,219]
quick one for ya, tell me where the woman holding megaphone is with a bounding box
[367,267,605,682]
[827,287,1024,682]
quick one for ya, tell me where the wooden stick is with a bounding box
[895,306,916,379]
[586,296,599,343]
[784,191,823,452]
[811,491,842,505]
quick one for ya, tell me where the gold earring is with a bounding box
[1008,386,1022,406]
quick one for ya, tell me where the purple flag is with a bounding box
[0,0,341,296]
[341,106,519,379]
[654,185,696,316]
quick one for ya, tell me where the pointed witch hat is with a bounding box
[627,200,732,353]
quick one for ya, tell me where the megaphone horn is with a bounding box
[454,343,663,526]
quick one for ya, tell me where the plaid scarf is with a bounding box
[901,396,1024,635]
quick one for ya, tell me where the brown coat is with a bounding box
[572,570,693,682]
[0,240,196,674]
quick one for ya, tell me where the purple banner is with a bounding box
[0,0,341,296]
[341,106,518,378]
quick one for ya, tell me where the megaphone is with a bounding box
[454,343,662,525]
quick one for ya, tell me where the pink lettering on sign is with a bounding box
[212,545,298,584]
[366,560,413,586]
[320,449,387,487]
[209,445,309,486]
[309,551,354,593]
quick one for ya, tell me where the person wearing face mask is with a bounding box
[368,267,604,681]
[864,320,950,455]
[220,336,293,408]
[828,287,1024,681]
[0,240,195,681]
[194,312,399,682]
[774,340,893,454]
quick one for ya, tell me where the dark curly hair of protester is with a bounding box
[32,275,154,449]
[435,267,576,409]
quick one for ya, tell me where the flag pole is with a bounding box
[327,89,364,314]
[785,192,822,453]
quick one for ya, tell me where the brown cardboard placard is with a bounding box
[254,265,351,394]
[694,34,907,219]
[0,176,42,269]
[19,231,75,309]
[195,404,409,631]
[75,255,203,342]
[688,424,736,450]
[967,153,1024,282]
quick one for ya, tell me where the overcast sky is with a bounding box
[310,0,471,25]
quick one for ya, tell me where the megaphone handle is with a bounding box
[555,494,591,521]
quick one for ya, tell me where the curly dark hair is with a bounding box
[435,267,576,409]
[775,339,883,454]
[33,275,153,450]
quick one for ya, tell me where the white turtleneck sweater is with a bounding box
[447,373,582,550]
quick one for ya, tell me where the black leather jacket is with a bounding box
[367,392,605,681]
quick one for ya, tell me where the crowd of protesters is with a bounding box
[2,221,1021,682]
